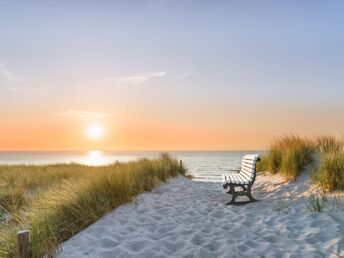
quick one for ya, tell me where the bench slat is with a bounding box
[241,162,256,167]
[224,174,232,184]
[227,174,235,183]
[224,173,233,183]
[242,155,259,160]
[240,171,252,179]
[239,170,251,179]
[233,173,246,184]
[241,163,256,170]
[237,173,250,183]
[241,164,253,171]
[241,160,256,167]
[241,167,254,175]
[242,157,256,161]
[236,174,247,183]
[242,163,256,170]
[231,173,241,184]
[240,174,252,183]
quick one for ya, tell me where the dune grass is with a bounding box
[302,194,328,212]
[0,164,100,214]
[315,135,343,154]
[257,135,315,180]
[0,153,186,258]
[312,151,344,192]
[258,134,344,191]
[312,135,344,192]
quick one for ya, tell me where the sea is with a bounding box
[0,151,264,182]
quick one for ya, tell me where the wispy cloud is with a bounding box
[96,71,167,86]
[55,110,112,121]
[176,71,193,80]
[0,62,22,86]
[7,86,43,93]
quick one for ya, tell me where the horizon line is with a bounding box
[0,149,267,153]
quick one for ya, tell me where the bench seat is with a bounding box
[223,173,250,185]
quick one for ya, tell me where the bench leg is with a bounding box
[226,185,257,205]
[246,185,257,202]
[226,185,237,205]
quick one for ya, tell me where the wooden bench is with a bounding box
[222,154,261,205]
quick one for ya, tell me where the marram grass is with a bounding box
[0,153,186,258]
[0,164,99,214]
[315,135,343,154]
[257,135,315,180]
[312,151,344,192]
[313,135,344,192]
[257,134,344,191]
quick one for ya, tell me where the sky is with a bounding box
[0,1,343,151]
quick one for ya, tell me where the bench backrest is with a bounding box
[239,154,261,185]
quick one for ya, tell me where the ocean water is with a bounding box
[0,151,264,182]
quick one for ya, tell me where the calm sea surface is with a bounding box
[0,151,264,182]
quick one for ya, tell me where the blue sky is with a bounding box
[0,1,343,150]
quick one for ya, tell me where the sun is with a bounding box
[86,124,104,139]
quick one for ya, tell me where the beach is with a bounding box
[57,172,344,258]
[2,1,344,257]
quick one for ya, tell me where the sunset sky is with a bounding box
[0,1,343,151]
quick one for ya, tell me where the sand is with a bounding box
[56,172,344,258]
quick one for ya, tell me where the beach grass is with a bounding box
[0,164,100,214]
[258,134,344,190]
[257,135,315,180]
[312,135,344,192]
[302,194,327,212]
[0,153,185,258]
[312,151,344,192]
[315,135,343,154]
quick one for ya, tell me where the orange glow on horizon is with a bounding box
[0,118,265,151]
[0,105,342,151]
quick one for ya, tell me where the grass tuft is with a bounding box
[259,134,344,185]
[312,151,344,192]
[315,135,343,154]
[258,135,315,179]
[302,194,327,212]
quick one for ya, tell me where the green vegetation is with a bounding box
[313,135,344,192]
[312,151,344,192]
[0,153,186,258]
[315,135,343,154]
[258,135,315,180]
[258,134,344,190]
[302,194,327,212]
[0,164,100,214]
[303,193,344,212]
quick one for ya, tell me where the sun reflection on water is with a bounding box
[82,150,106,166]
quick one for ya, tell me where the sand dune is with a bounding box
[57,173,344,258]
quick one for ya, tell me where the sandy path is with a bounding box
[57,173,344,258]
